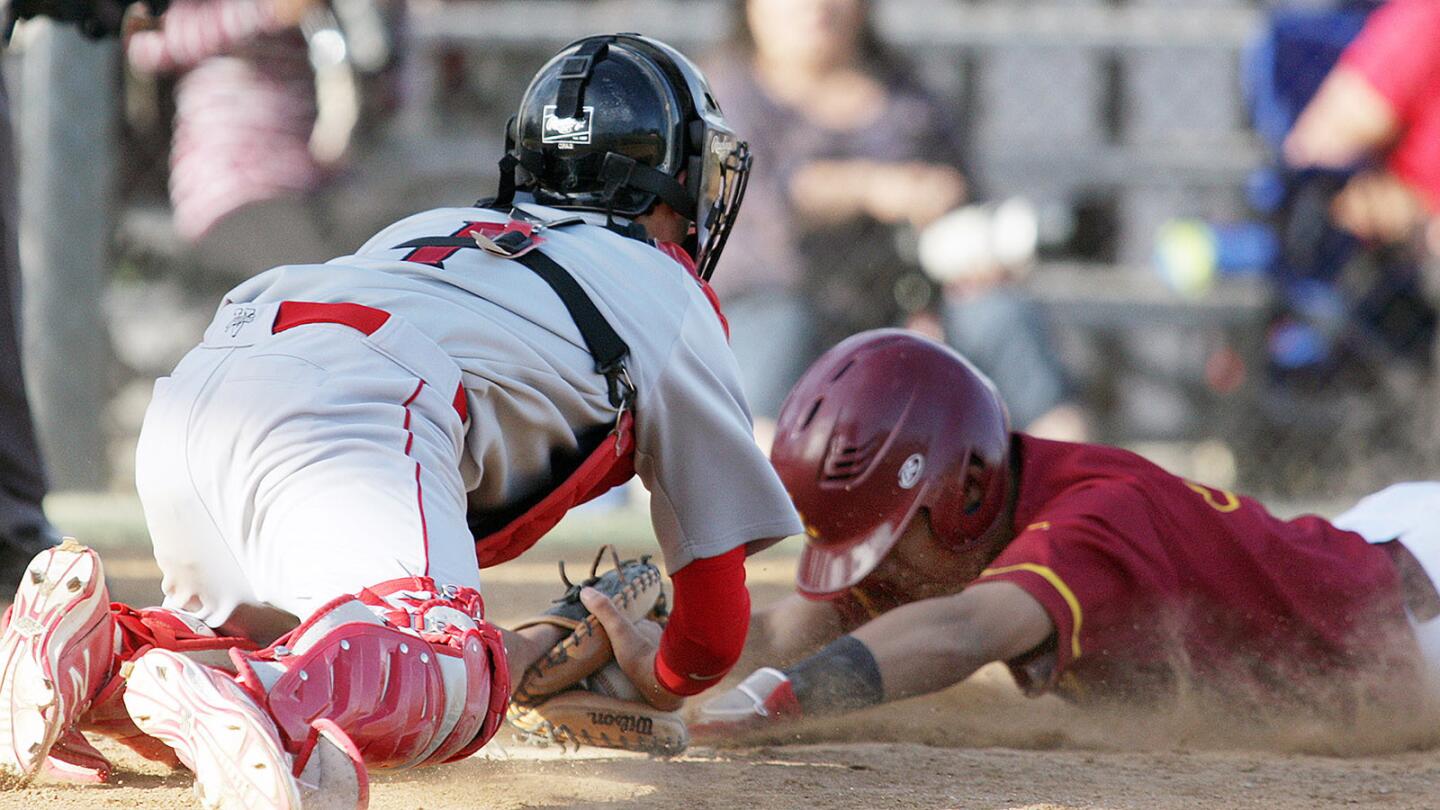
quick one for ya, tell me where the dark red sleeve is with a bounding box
[971,502,1153,679]
[653,547,750,696]
[1340,0,1440,122]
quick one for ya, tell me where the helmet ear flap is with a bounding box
[960,457,988,514]
[685,121,705,205]
[932,447,1008,553]
[686,155,702,194]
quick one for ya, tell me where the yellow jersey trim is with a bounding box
[978,563,1084,660]
[849,587,883,620]
[1184,481,1241,513]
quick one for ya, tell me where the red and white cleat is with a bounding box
[123,649,366,810]
[0,538,114,786]
[124,649,300,809]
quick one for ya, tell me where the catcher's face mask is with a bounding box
[652,37,753,282]
[689,115,751,282]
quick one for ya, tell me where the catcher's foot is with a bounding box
[123,649,366,810]
[0,538,112,786]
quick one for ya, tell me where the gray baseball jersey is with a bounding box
[220,203,802,573]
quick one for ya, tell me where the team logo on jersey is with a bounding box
[898,453,925,489]
[542,105,594,148]
[225,305,256,337]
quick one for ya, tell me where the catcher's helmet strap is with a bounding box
[554,37,611,119]
[497,146,697,224]
[492,148,547,209]
[599,153,697,221]
[493,154,519,208]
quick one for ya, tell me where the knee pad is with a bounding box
[230,577,509,770]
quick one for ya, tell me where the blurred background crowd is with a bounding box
[2,0,1438,566]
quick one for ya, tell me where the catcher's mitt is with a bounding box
[506,546,687,755]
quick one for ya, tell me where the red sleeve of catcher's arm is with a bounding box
[654,547,750,696]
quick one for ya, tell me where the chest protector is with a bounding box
[394,210,676,568]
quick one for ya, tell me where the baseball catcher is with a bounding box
[694,330,1440,736]
[0,33,800,807]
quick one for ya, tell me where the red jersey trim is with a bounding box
[271,301,467,423]
[977,563,1084,661]
[403,220,543,268]
[400,380,430,576]
[273,301,391,336]
[472,412,636,569]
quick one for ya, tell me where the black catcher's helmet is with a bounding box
[496,33,752,281]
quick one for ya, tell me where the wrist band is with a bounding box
[783,634,883,715]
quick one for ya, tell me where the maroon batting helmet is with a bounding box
[771,329,1011,598]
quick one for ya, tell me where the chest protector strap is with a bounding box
[394,214,638,568]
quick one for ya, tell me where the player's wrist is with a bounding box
[500,622,573,687]
[781,634,883,715]
[642,650,686,710]
[652,649,698,700]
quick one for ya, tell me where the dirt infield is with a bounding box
[5,524,1440,809]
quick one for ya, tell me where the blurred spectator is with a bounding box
[0,0,173,593]
[1285,0,1440,253]
[0,76,57,594]
[0,0,170,592]
[706,0,1082,439]
[126,0,338,277]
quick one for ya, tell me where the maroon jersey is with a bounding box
[966,436,1414,702]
